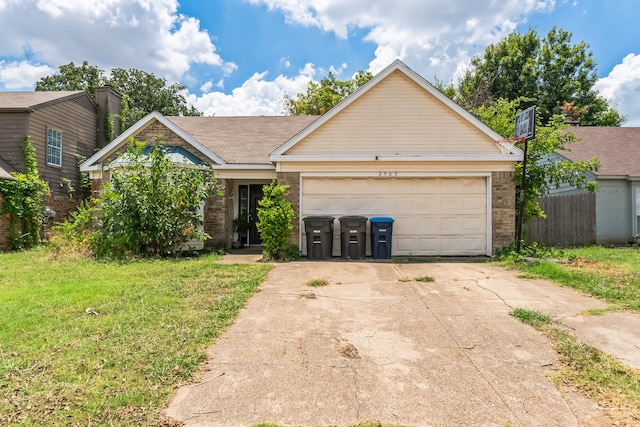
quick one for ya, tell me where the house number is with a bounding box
[378,172,398,177]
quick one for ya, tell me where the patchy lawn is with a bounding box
[497,246,640,312]
[0,249,271,426]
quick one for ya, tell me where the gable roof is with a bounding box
[0,91,90,112]
[167,116,318,164]
[80,112,319,172]
[560,127,640,177]
[271,59,523,161]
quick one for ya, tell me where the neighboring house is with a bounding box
[81,60,522,257]
[0,87,121,249]
[0,158,14,247]
[528,127,640,246]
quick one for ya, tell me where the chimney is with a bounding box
[95,86,122,148]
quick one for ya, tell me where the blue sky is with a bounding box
[0,0,638,124]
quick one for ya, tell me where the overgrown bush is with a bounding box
[0,137,49,249]
[256,181,295,260]
[494,240,566,262]
[84,140,218,258]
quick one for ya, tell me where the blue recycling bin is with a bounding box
[370,217,394,259]
[303,216,335,260]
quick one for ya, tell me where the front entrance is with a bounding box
[238,184,264,245]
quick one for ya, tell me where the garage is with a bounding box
[301,176,489,256]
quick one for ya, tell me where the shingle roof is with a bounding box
[560,127,640,177]
[166,116,319,164]
[0,91,87,110]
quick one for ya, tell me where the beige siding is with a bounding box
[286,70,500,157]
[27,100,97,196]
[278,161,514,173]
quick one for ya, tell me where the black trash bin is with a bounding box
[303,216,335,260]
[370,217,394,259]
[339,216,367,260]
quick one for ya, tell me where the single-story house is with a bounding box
[80,60,522,257]
[530,126,640,245]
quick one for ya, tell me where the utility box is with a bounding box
[303,216,335,260]
[370,217,394,259]
[339,216,367,260]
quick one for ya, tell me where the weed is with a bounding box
[510,307,552,328]
[415,275,435,282]
[306,278,329,287]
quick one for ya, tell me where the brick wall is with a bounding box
[492,171,516,252]
[204,178,231,250]
[0,194,10,250]
[276,172,301,247]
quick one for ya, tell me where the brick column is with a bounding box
[492,171,516,252]
[204,178,231,250]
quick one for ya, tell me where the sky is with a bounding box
[0,0,638,125]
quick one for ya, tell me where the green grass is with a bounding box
[0,248,271,426]
[306,278,330,287]
[510,307,640,424]
[496,246,640,312]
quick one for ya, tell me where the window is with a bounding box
[47,128,62,166]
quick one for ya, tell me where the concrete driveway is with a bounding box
[166,260,622,426]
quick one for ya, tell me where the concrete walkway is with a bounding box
[166,257,640,426]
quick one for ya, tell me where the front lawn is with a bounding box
[497,246,640,312]
[0,249,271,425]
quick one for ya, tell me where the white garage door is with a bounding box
[301,177,488,256]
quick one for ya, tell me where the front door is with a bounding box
[248,185,263,244]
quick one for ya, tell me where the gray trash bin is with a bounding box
[370,217,394,259]
[303,216,335,260]
[339,216,367,260]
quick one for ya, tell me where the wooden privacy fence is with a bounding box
[524,193,596,247]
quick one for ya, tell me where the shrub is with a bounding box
[256,181,295,260]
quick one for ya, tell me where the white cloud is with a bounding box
[247,0,554,82]
[0,60,55,89]
[188,64,316,116]
[0,0,231,87]
[595,53,640,126]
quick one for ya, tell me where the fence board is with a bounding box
[524,193,596,247]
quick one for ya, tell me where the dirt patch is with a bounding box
[567,257,633,283]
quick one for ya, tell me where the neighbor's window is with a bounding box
[47,128,62,166]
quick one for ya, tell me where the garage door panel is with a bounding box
[301,177,487,256]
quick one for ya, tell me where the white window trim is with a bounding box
[47,127,62,167]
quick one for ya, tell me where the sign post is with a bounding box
[514,106,536,253]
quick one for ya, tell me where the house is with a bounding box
[81,60,522,257]
[527,127,640,246]
[0,87,121,249]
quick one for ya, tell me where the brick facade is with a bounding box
[203,178,231,250]
[491,171,516,252]
[0,194,10,250]
[276,172,301,247]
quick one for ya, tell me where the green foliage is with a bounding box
[256,181,295,260]
[455,27,624,126]
[284,70,373,115]
[510,308,552,328]
[49,200,98,257]
[35,61,202,131]
[75,155,92,200]
[471,98,600,222]
[93,140,218,257]
[0,137,50,249]
[60,177,75,199]
[306,278,329,287]
[494,240,566,262]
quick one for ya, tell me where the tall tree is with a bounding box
[473,98,600,222]
[284,70,373,115]
[455,28,624,126]
[35,62,201,131]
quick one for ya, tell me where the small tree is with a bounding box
[0,137,49,249]
[94,140,218,257]
[256,181,295,260]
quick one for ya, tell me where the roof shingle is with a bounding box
[166,116,319,164]
[560,127,640,177]
[0,91,86,110]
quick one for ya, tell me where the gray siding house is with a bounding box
[529,127,640,245]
